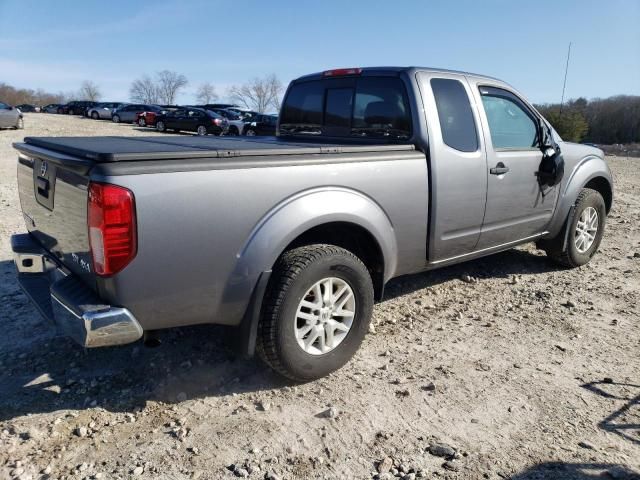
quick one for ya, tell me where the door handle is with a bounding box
[490,162,510,175]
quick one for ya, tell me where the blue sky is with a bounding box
[1,0,639,104]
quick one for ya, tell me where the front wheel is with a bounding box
[91,112,99,120]
[256,245,374,382]
[138,117,146,127]
[539,188,607,268]
[245,128,256,136]
[196,125,208,136]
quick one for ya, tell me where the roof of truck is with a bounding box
[293,66,504,84]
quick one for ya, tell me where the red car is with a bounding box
[136,106,167,127]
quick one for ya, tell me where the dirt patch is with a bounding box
[1,114,639,479]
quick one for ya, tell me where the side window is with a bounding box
[480,87,539,149]
[430,78,478,152]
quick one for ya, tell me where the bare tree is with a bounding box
[196,82,218,104]
[228,74,283,113]
[129,75,159,104]
[156,70,188,105]
[79,80,101,101]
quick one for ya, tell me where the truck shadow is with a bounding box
[509,461,639,479]
[0,245,561,420]
[581,380,640,446]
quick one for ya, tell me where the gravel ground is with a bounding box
[0,113,639,480]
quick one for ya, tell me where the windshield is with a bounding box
[279,76,412,139]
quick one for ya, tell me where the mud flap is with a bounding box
[236,270,272,358]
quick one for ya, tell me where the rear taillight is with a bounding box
[212,118,222,126]
[88,182,137,276]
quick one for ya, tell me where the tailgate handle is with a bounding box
[36,177,50,197]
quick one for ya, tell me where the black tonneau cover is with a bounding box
[20,136,414,162]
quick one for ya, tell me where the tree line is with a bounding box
[1,71,284,113]
[535,95,640,145]
[129,70,282,112]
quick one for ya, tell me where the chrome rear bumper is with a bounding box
[11,233,143,348]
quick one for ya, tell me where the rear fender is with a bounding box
[222,187,398,325]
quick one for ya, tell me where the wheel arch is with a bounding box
[545,155,613,238]
[231,187,397,356]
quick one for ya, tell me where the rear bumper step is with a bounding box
[11,233,143,348]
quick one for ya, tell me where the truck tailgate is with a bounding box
[15,147,95,287]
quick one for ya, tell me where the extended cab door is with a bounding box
[417,72,488,263]
[470,84,559,249]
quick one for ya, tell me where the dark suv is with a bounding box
[244,113,278,136]
[155,107,229,136]
[58,101,98,115]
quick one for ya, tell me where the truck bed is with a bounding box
[20,135,415,162]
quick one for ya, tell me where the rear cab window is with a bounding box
[430,78,479,152]
[280,75,412,140]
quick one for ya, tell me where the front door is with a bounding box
[471,84,559,249]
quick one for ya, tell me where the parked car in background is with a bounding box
[136,105,172,127]
[210,108,246,135]
[0,102,24,129]
[87,102,126,120]
[202,103,239,110]
[41,104,62,113]
[57,101,98,115]
[155,107,229,135]
[15,104,39,113]
[244,113,278,136]
[112,104,157,123]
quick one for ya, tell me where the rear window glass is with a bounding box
[430,78,478,152]
[280,76,412,139]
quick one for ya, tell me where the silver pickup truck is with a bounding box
[11,67,613,381]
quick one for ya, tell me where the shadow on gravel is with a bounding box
[0,247,555,421]
[383,247,558,301]
[582,380,640,446]
[510,461,640,479]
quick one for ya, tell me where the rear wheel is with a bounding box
[57,108,64,114]
[91,111,99,120]
[245,128,256,136]
[256,245,374,382]
[196,125,208,136]
[156,120,166,132]
[227,126,239,136]
[138,117,146,127]
[15,117,24,130]
[539,188,606,268]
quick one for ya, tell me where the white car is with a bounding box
[0,102,23,129]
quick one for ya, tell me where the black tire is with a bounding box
[196,125,208,136]
[256,244,374,382]
[91,111,99,120]
[68,108,75,115]
[138,117,146,127]
[112,114,120,123]
[245,128,256,136]
[227,126,239,136]
[156,121,165,132]
[539,188,606,268]
[57,108,64,114]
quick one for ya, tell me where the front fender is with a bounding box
[545,154,613,238]
[221,187,398,324]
